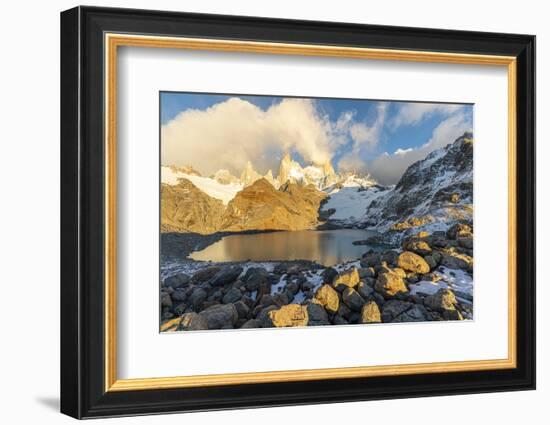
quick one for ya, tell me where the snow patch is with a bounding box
[161,166,243,204]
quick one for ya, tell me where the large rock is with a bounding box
[332,268,360,291]
[233,300,250,318]
[446,223,473,240]
[210,266,243,287]
[360,252,381,268]
[240,319,261,329]
[321,267,338,284]
[397,251,430,274]
[440,250,473,271]
[314,284,340,313]
[342,288,365,312]
[424,288,458,313]
[256,305,278,328]
[391,304,430,322]
[360,301,381,323]
[180,312,209,330]
[402,239,432,256]
[381,300,413,322]
[160,316,182,332]
[375,271,408,298]
[198,304,238,329]
[222,287,242,304]
[191,266,221,283]
[189,288,208,311]
[244,267,270,291]
[268,304,309,327]
[356,281,374,299]
[164,273,190,288]
[306,303,330,326]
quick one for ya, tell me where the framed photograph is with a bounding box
[60,6,535,419]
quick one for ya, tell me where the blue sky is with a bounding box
[160,92,473,185]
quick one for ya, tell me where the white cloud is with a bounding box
[391,103,465,129]
[367,112,472,185]
[338,102,388,172]
[161,98,352,176]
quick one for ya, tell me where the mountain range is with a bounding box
[161,132,473,235]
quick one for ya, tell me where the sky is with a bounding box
[160,92,473,185]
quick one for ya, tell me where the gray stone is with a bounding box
[381,300,413,322]
[210,266,243,287]
[342,288,366,312]
[164,273,191,288]
[306,303,330,326]
[189,288,207,311]
[222,287,242,304]
[198,304,238,329]
[240,319,261,329]
[181,312,209,330]
[191,266,221,283]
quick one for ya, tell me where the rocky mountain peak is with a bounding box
[240,161,262,186]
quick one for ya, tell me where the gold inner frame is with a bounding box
[104,33,517,392]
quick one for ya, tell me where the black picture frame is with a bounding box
[60,5,536,419]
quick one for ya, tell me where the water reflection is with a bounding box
[189,229,382,266]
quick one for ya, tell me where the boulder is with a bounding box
[268,304,309,327]
[189,288,208,311]
[244,267,270,291]
[191,266,221,283]
[160,292,172,308]
[381,300,413,322]
[391,304,429,322]
[306,303,330,326]
[171,289,188,302]
[380,250,399,266]
[180,312,209,330]
[210,266,243,287]
[333,315,349,325]
[233,300,250,319]
[272,292,289,307]
[446,223,473,240]
[403,239,432,256]
[160,316,182,332]
[458,236,473,249]
[332,268,360,291]
[314,284,340,313]
[321,267,338,284]
[440,251,473,271]
[240,319,261,329]
[360,252,381,268]
[222,287,242,304]
[164,273,190,288]
[358,267,376,279]
[256,305,278,328]
[397,251,431,274]
[356,281,373,299]
[424,255,438,270]
[198,304,238,329]
[342,288,366,312]
[424,288,458,313]
[375,271,408,298]
[360,301,381,323]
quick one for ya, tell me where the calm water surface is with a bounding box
[189,229,383,266]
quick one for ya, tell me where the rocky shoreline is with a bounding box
[160,221,474,332]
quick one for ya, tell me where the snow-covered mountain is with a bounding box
[161,166,243,205]
[163,153,377,206]
[277,152,340,189]
[321,132,474,233]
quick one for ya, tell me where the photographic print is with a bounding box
[159,92,474,332]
